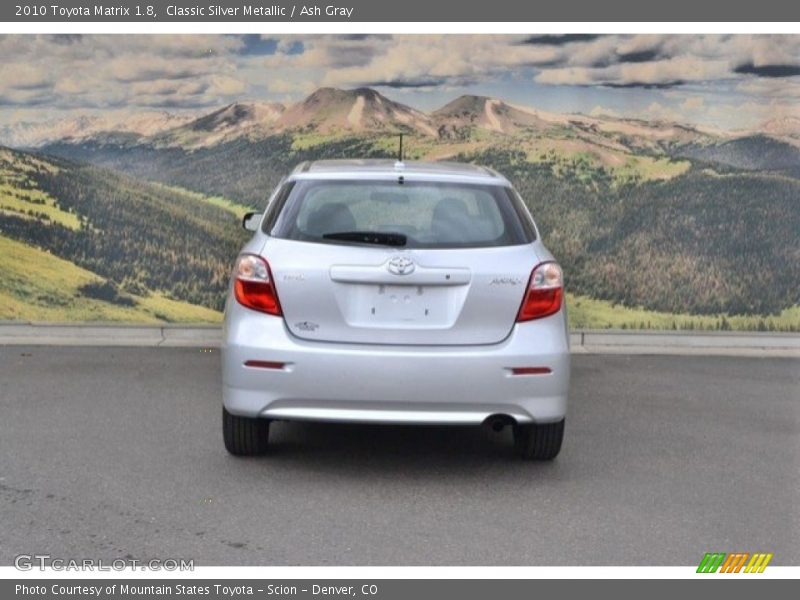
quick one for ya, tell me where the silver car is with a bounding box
[222,159,570,459]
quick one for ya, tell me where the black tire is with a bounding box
[222,407,270,456]
[513,419,565,460]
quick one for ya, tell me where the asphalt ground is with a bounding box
[0,347,797,565]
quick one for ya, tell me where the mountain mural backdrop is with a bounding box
[1,87,798,329]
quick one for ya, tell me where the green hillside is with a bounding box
[44,133,351,207]
[0,148,81,229]
[567,294,800,332]
[678,135,800,177]
[0,146,247,314]
[0,234,220,323]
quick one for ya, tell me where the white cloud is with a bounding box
[615,34,668,56]
[736,78,800,99]
[0,62,52,90]
[641,101,683,122]
[265,78,318,95]
[680,96,705,111]
[535,56,730,87]
[259,35,560,89]
[207,75,247,96]
[589,105,621,118]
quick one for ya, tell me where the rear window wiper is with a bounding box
[322,231,407,247]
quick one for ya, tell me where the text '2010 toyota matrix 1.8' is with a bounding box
[222,159,570,460]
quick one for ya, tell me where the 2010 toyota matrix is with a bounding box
[222,159,570,459]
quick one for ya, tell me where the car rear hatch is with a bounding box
[259,174,540,345]
[263,239,540,345]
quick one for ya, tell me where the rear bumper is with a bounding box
[222,302,570,425]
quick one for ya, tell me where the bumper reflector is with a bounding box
[244,360,286,370]
[509,367,552,376]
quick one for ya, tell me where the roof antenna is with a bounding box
[394,133,405,170]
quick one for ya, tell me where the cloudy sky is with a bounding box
[1,34,798,129]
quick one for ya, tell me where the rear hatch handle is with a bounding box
[330,264,471,286]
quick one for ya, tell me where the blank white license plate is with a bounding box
[344,284,452,326]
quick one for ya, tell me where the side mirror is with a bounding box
[242,212,262,232]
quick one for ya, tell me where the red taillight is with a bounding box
[233,254,282,316]
[516,261,563,322]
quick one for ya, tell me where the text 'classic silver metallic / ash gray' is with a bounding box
[222,160,570,459]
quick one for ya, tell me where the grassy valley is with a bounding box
[567,294,800,332]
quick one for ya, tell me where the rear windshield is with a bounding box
[267,179,535,249]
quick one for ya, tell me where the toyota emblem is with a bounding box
[387,256,415,276]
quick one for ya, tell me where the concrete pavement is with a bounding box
[0,347,797,565]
